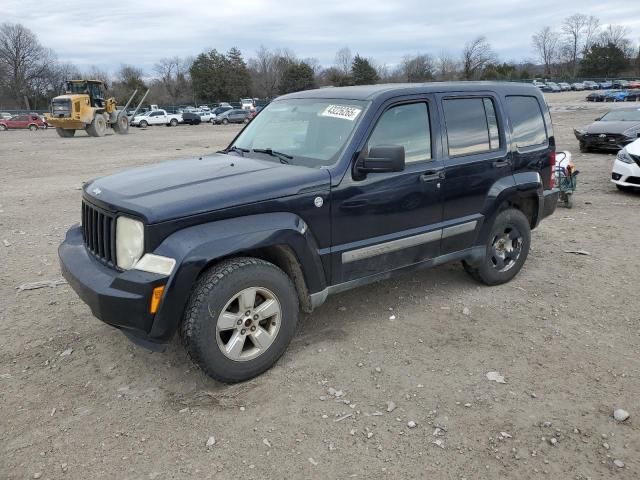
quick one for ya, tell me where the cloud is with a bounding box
[4,0,639,73]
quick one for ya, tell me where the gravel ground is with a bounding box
[1,91,639,479]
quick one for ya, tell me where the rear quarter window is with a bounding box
[505,96,548,148]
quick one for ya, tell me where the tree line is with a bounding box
[532,14,639,78]
[1,17,639,110]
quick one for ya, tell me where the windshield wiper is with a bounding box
[252,148,293,164]
[218,146,249,156]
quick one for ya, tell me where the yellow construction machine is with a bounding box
[45,80,143,138]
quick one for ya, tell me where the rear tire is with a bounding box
[462,208,531,286]
[181,257,299,383]
[112,115,129,134]
[170,118,178,127]
[86,114,107,137]
[56,128,76,138]
[222,118,229,125]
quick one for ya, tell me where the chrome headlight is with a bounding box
[616,149,634,164]
[623,127,640,138]
[116,216,144,269]
[574,128,586,137]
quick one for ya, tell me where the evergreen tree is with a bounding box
[190,49,228,102]
[580,42,628,77]
[351,55,379,85]
[225,47,252,99]
[279,62,316,94]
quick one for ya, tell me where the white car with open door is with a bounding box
[611,138,640,191]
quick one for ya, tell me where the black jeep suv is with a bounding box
[59,82,559,383]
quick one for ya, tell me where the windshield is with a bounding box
[231,98,368,168]
[600,109,640,122]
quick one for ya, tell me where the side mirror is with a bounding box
[356,145,405,175]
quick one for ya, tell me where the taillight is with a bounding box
[549,150,556,189]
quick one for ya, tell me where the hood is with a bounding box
[84,154,331,223]
[584,121,640,135]
[626,138,640,155]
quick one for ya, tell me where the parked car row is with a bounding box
[586,90,640,102]
[534,80,640,92]
[128,107,254,128]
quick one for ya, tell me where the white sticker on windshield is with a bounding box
[321,105,362,121]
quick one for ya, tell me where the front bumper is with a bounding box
[44,116,85,130]
[59,226,169,344]
[611,159,640,188]
[576,132,634,151]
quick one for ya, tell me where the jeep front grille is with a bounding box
[82,200,116,267]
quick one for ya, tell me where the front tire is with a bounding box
[139,120,148,129]
[222,118,229,125]
[56,128,76,138]
[29,124,38,131]
[181,257,299,383]
[463,208,531,286]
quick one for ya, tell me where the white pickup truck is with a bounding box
[130,109,182,128]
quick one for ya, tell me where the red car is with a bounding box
[0,114,46,131]
[628,80,640,89]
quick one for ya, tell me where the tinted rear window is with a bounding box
[443,97,500,156]
[505,96,547,148]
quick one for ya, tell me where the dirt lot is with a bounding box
[1,91,639,479]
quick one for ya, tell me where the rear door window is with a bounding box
[505,96,548,148]
[443,98,501,157]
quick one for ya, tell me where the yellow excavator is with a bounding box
[45,80,144,138]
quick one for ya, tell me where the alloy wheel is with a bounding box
[215,287,281,362]
[489,225,523,272]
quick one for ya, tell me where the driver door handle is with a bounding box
[420,169,445,182]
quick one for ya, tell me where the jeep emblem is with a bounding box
[314,196,323,208]
[91,187,102,195]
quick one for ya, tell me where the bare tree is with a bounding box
[335,47,352,76]
[0,23,50,108]
[154,56,192,103]
[436,51,458,80]
[562,14,589,76]
[461,36,496,80]
[532,27,560,75]
[599,24,631,52]
[248,46,279,98]
[84,65,111,86]
[248,46,297,98]
[583,16,601,52]
[401,54,435,82]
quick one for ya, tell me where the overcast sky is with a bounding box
[4,0,640,73]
